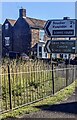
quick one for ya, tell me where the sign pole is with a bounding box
[51,37,54,95]
[50,37,52,64]
[69,37,71,65]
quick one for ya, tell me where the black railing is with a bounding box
[0,61,77,113]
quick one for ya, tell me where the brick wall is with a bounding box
[31,29,39,47]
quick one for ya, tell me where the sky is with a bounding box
[0,1,76,24]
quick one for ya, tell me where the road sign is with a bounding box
[44,40,77,54]
[44,40,51,53]
[44,20,51,37]
[44,19,76,37]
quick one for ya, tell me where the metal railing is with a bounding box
[0,61,77,113]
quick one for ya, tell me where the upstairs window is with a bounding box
[39,30,45,41]
[5,37,10,46]
[5,23,9,30]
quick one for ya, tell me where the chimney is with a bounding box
[63,17,70,20]
[19,8,26,18]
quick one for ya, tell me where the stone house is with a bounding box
[2,8,49,59]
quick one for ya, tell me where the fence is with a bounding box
[0,60,77,113]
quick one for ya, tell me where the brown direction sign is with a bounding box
[44,40,77,54]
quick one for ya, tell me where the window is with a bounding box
[5,37,10,46]
[39,30,44,41]
[5,23,9,30]
[45,53,47,58]
[39,46,42,57]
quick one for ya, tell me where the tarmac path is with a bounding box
[21,88,77,119]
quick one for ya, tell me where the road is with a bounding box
[21,88,77,118]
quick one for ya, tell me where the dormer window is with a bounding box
[5,37,10,46]
[5,23,9,30]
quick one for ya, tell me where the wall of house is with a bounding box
[31,28,49,58]
[2,20,13,56]
[31,29,39,48]
[13,18,31,56]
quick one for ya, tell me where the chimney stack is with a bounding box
[63,17,70,20]
[19,8,26,18]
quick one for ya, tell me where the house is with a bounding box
[2,8,49,59]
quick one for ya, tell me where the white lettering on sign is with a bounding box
[53,25,67,28]
[53,21,65,24]
[48,19,76,37]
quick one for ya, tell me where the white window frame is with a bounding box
[39,46,42,58]
[39,30,45,41]
[5,23,9,30]
[5,37,10,46]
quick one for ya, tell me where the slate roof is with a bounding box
[7,17,46,29]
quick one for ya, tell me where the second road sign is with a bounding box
[44,40,77,54]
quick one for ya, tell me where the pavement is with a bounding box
[21,88,77,119]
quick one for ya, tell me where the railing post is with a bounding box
[8,64,12,109]
[73,65,76,81]
[52,63,54,95]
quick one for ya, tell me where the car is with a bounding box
[21,53,29,60]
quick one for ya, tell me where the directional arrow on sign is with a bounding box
[44,20,51,37]
[44,40,51,53]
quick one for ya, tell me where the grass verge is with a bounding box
[0,80,77,120]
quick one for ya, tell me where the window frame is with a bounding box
[39,46,42,57]
[5,23,9,30]
[39,29,45,41]
[5,37,10,46]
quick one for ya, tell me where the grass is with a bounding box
[1,60,52,109]
[0,80,76,120]
[1,59,77,119]
[1,61,67,110]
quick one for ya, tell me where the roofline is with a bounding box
[27,16,46,22]
[31,26,44,29]
[3,17,46,28]
[6,18,16,21]
[6,17,46,22]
